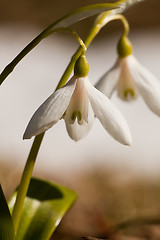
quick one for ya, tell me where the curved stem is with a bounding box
[55,13,129,90]
[55,12,108,90]
[0,0,144,86]
[55,28,87,53]
[116,14,129,35]
[0,2,119,85]
[108,14,130,35]
[12,133,44,234]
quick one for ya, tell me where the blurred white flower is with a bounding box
[95,54,160,116]
[23,75,132,145]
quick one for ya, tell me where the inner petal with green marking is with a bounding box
[124,88,135,99]
[64,78,89,125]
[117,58,138,101]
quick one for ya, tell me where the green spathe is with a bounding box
[117,35,133,58]
[74,55,89,77]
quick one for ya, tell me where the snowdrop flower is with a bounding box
[95,35,160,116]
[23,54,132,145]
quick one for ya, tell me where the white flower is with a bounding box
[95,54,160,116]
[23,75,132,145]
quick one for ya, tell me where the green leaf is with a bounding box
[48,3,121,32]
[118,0,145,10]
[0,2,121,85]
[9,178,77,240]
[0,185,15,240]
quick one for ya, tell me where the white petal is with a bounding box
[23,76,77,139]
[85,79,132,145]
[65,101,94,141]
[95,59,121,98]
[127,55,160,116]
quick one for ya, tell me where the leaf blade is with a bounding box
[9,178,77,240]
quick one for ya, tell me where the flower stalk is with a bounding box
[0,2,119,85]
[12,132,44,234]
[0,0,143,86]
[11,28,88,235]
[56,13,130,90]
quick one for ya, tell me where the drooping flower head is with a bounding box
[95,35,160,117]
[23,54,132,145]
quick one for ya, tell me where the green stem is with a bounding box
[12,133,44,234]
[55,12,107,90]
[0,0,144,86]
[56,13,129,89]
[55,28,87,53]
[0,2,119,85]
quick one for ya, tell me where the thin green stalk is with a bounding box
[55,28,87,53]
[0,2,119,85]
[12,133,44,234]
[0,0,144,86]
[56,13,130,89]
[56,12,108,90]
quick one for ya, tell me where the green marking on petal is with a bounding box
[71,111,77,121]
[77,111,82,122]
[124,89,135,99]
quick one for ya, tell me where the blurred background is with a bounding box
[1,0,160,239]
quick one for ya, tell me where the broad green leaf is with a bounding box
[9,178,77,240]
[0,3,121,85]
[0,185,15,240]
[49,3,121,32]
